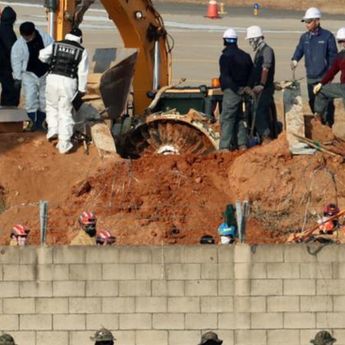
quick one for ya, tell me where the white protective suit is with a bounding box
[39,33,89,154]
[11,29,53,113]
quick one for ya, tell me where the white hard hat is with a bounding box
[223,28,237,39]
[336,27,345,41]
[245,25,263,40]
[302,7,321,22]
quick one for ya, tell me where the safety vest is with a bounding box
[49,40,84,79]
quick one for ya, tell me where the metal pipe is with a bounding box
[153,40,160,90]
[48,11,55,38]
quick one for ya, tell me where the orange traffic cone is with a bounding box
[206,0,220,19]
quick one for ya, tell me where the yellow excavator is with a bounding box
[43,0,220,158]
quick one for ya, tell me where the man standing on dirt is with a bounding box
[39,28,89,154]
[0,6,20,106]
[219,27,253,151]
[70,211,97,245]
[246,25,275,144]
[11,21,53,131]
[291,7,337,126]
[313,28,345,121]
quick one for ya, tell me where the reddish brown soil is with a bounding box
[1,125,345,245]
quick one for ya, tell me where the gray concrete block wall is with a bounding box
[0,245,344,345]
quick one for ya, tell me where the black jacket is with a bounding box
[219,44,253,92]
[0,6,17,73]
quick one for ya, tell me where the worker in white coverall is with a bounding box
[39,28,89,154]
[11,22,53,131]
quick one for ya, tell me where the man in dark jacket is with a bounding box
[0,6,20,106]
[219,27,253,151]
[291,7,337,126]
[314,27,345,121]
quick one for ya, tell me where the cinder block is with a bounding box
[218,312,250,329]
[136,264,164,280]
[284,312,315,328]
[69,331,95,345]
[152,280,184,297]
[185,313,217,329]
[85,246,119,263]
[69,264,102,280]
[0,247,20,263]
[168,297,200,313]
[300,263,333,279]
[118,247,152,263]
[3,265,36,281]
[69,297,101,313]
[86,281,119,297]
[218,246,234,263]
[300,330,325,345]
[168,331,201,345]
[36,298,68,314]
[333,296,345,312]
[53,281,85,297]
[53,247,86,264]
[152,313,184,330]
[201,264,220,279]
[102,297,135,313]
[0,315,19,330]
[135,330,168,345]
[334,263,345,279]
[314,245,339,262]
[0,282,19,297]
[217,330,234,345]
[185,280,217,296]
[251,312,283,329]
[218,263,234,279]
[86,313,119,330]
[20,314,52,330]
[136,297,167,313]
[37,331,68,345]
[235,330,266,345]
[284,279,315,295]
[251,279,282,296]
[218,280,234,296]
[317,313,345,328]
[119,313,151,330]
[234,245,252,263]
[267,296,299,312]
[234,280,251,296]
[53,314,85,330]
[301,296,333,312]
[119,281,151,297]
[317,280,345,295]
[267,330,299,345]
[37,264,69,281]
[103,264,136,280]
[165,264,201,280]
[252,245,284,262]
[235,263,266,279]
[267,263,299,279]
[3,298,35,314]
[284,246,316,262]
[7,332,34,345]
[20,281,52,297]
[200,297,233,313]
[20,247,53,264]
[333,330,345,345]
[151,247,182,264]
[234,297,266,313]
[181,246,218,263]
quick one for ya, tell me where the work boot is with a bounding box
[24,112,37,132]
[57,140,74,154]
[36,111,47,131]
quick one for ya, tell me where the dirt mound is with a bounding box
[1,127,345,245]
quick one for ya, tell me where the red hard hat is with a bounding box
[79,211,96,225]
[11,224,30,237]
[323,203,340,217]
[96,230,116,244]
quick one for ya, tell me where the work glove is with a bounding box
[313,83,322,95]
[13,79,21,90]
[290,60,298,70]
[252,85,264,94]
